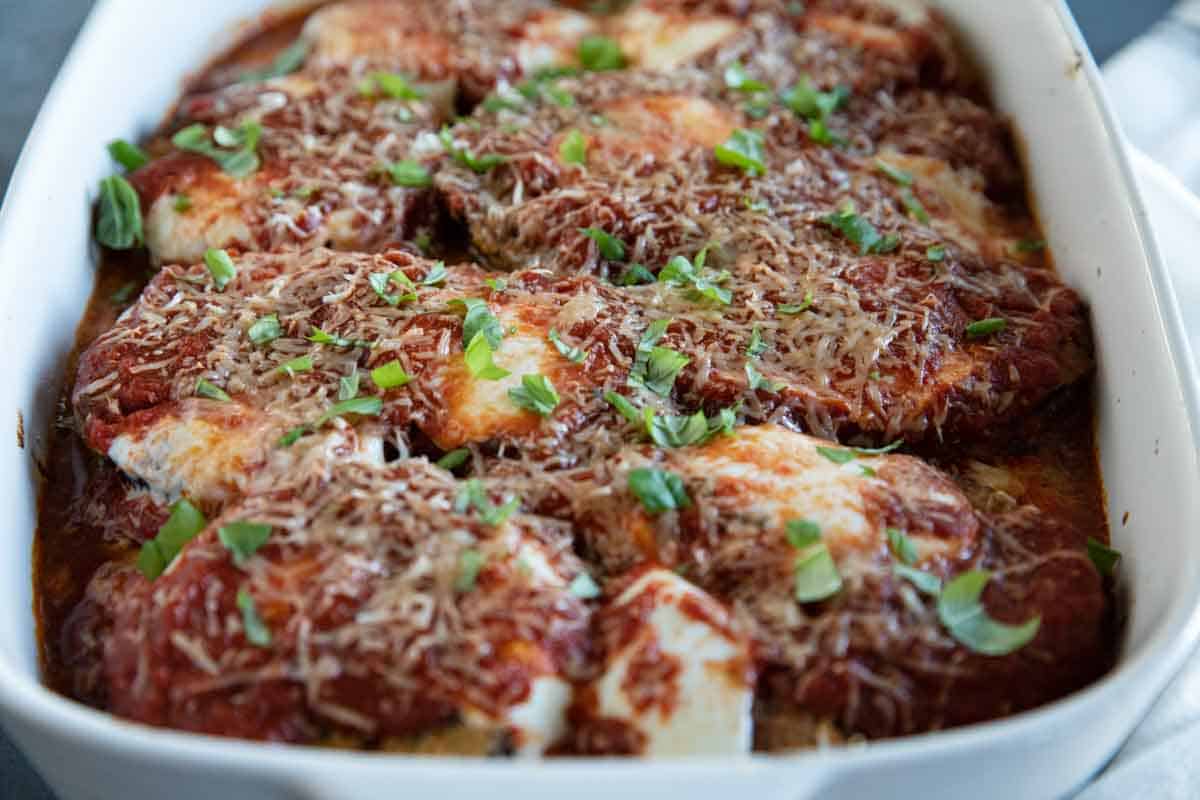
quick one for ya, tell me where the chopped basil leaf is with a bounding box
[485,277,507,292]
[436,448,470,471]
[308,326,372,349]
[449,297,504,350]
[569,572,602,599]
[508,374,560,417]
[965,318,1006,339]
[204,248,237,290]
[371,360,412,390]
[781,77,850,146]
[173,194,192,213]
[384,160,432,188]
[548,329,587,364]
[604,391,641,425]
[724,62,769,93]
[938,570,1041,655]
[714,128,766,175]
[111,281,139,305]
[786,519,843,602]
[338,369,360,401]
[464,331,511,380]
[108,139,149,171]
[196,378,231,402]
[578,35,626,71]
[456,479,520,526]
[875,159,914,186]
[1015,238,1047,253]
[236,588,272,647]
[887,527,919,565]
[439,126,506,174]
[172,121,262,178]
[559,129,588,166]
[894,563,942,596]
[745,362,784,393]
[239,38,308,83]
[815,445,855,464]
[645,409,710,449]
[278,426,308,447]
[927,245,946,262]
[218,521,272,567]
[358,71,425,100]
[853,441,902,456]
[313,395,383,429]
[454,549,487,592]
[822,203,899,255]
[778,291,815,315]
[95,175,144,250]
[136,498,207,580]
[247,314,281,346]
[618,264,655,286]
[659,251,732,305]
[369,270,417,306]
[746,326,768,357]
[1086,537,1121,577]
[580,227,626,261]
[422,261,448,286]
[900,188,931,224]
[628,467,691,514]
[631,345,689,397]
[277,355,313,377]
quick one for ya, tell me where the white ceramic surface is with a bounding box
[1,3,1198,799]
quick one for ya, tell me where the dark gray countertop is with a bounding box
[0,1,1177,797]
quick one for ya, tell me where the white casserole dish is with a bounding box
[1,1,1198,798]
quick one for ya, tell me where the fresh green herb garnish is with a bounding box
[875,160,914,186]
[604,391,641,425]
[455,479,520,527]
[786,519,843,602]
[1086,537,1121,577]
[312,395,383,429]
[559,129,588,166]
[464,332,511,380]
[371,360,412,390]
[485,277,507,292]
[204,248,237,290]
[383,160,432,188]
[509,374,560,417]
[781,76,850,146]
[778,291,815,315]
[248,314,281,346]
[628,468,691,514]
[239,38,308,83]
[745,362,784,393]
[172,121,262,178]
[822,203,899,255]
[218,521,272,567]
[136,498,207,580]
[724,62,769,93]
[714,128,766,175]
[173,194,192,213]
[439,126,507,174]
[359,71,426,100]
[965,318,1006,339]
[454,549,487,592]
[236,588,272,647]
[308,326,372,349]
[887,527,918,564]
[369,270,417,306]
[628,326,688,397]
[422,261,448,286]
[548,329,587,364]
[579,35,626,71]
[449,298,504,350]
[338,369,360,401]
[580,227,626,261]
[927,245,946,262]
[900,189,930,224]
[95,175,144,250]
[108,139,149,171]
[277,355,313,377]
[746,325,768,357]
[659,250,732,305]
[938,570,1041,655]
[436,448,470,471]
[618,264,655,286]
[196,378,231,402]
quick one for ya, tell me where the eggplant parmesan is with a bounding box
[38,0,1119,757]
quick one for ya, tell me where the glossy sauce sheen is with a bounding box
[36,0,1117,753]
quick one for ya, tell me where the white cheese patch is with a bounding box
[593,569,753,756]
[144,179,253,266]
[611,8,740,70]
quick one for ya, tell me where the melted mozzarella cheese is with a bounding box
[301,1,454,66]
[609,8,740,70]
[593,569,753,756]
[143,172,254,266]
